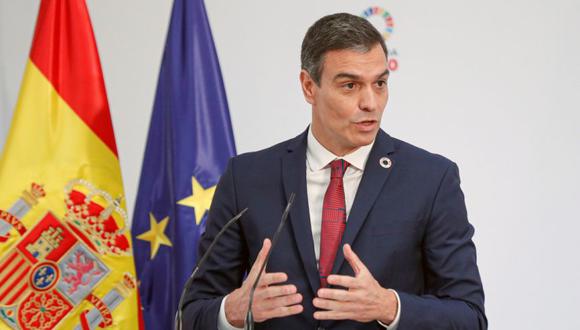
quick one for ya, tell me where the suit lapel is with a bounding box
[281,129,320,294]
[331,130,396,275]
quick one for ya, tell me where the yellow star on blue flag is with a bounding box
[136,213,173,259]
[177,176,216,224]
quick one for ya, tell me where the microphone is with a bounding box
[175,207,249,330]
[244,193,296,330]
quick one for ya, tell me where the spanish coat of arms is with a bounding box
[0,180,137,329]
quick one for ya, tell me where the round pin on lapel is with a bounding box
[379,157,392,169]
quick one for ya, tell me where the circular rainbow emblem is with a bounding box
[362,6,395,41]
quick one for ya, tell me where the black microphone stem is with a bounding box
[175,207,249,330]
[245,193,296,330]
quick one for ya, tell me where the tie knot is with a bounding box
[329,159,349,178]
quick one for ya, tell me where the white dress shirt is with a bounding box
[217,128,401,329]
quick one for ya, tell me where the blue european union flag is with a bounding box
[130,0,236,328]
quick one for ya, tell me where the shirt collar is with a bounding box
[306,126,374,172]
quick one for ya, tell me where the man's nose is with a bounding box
[358,86,377,112]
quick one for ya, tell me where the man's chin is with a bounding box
[352,129,378,146]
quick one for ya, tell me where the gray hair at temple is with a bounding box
[300,13,388,85]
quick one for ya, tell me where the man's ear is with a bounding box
[300,70,317,105]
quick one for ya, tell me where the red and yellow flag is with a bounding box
[0,1,141,329]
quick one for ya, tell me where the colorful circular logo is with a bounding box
[30,262,59,291]
[362,6,395,41]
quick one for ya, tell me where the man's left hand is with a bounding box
[313,244,398,325]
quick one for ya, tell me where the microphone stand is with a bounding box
[244,193,296,330]
[175,207,249,330]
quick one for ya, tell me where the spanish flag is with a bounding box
[0,1,141,329]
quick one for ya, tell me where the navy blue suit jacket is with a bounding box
[182,129,487,329]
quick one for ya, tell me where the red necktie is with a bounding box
[319,159,349,287]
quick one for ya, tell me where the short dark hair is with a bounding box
[301,13,388,85]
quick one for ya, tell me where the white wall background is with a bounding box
[1,0,579,328]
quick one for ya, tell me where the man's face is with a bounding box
[301,44,389,156]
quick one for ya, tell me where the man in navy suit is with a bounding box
[182,13,486,329]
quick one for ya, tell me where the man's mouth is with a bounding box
[353,120,378,131]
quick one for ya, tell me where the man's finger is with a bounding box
[247,238,271,280]
[254,283,296,300]
[258,272,287,287]
[313,310,352,320]
[326,274,358,289]
[313,297,352,312]
[343,244,367,275]
[255,238,271,267]
[262,292,303,310]
[316,288,352,301]
[256,304,303,322]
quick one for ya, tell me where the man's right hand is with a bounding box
[224,238,304,328]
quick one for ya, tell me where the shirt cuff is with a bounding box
[218,294,244,330]
[377,289,401,329]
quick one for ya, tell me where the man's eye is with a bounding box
[377,80,387,87]
[343,83,355,89]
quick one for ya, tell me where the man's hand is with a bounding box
[313,244,398,325]
[224,239,303,327]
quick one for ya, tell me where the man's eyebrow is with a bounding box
[377,68,390,78]
[332,69,390,81]
[333,72,360,81]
